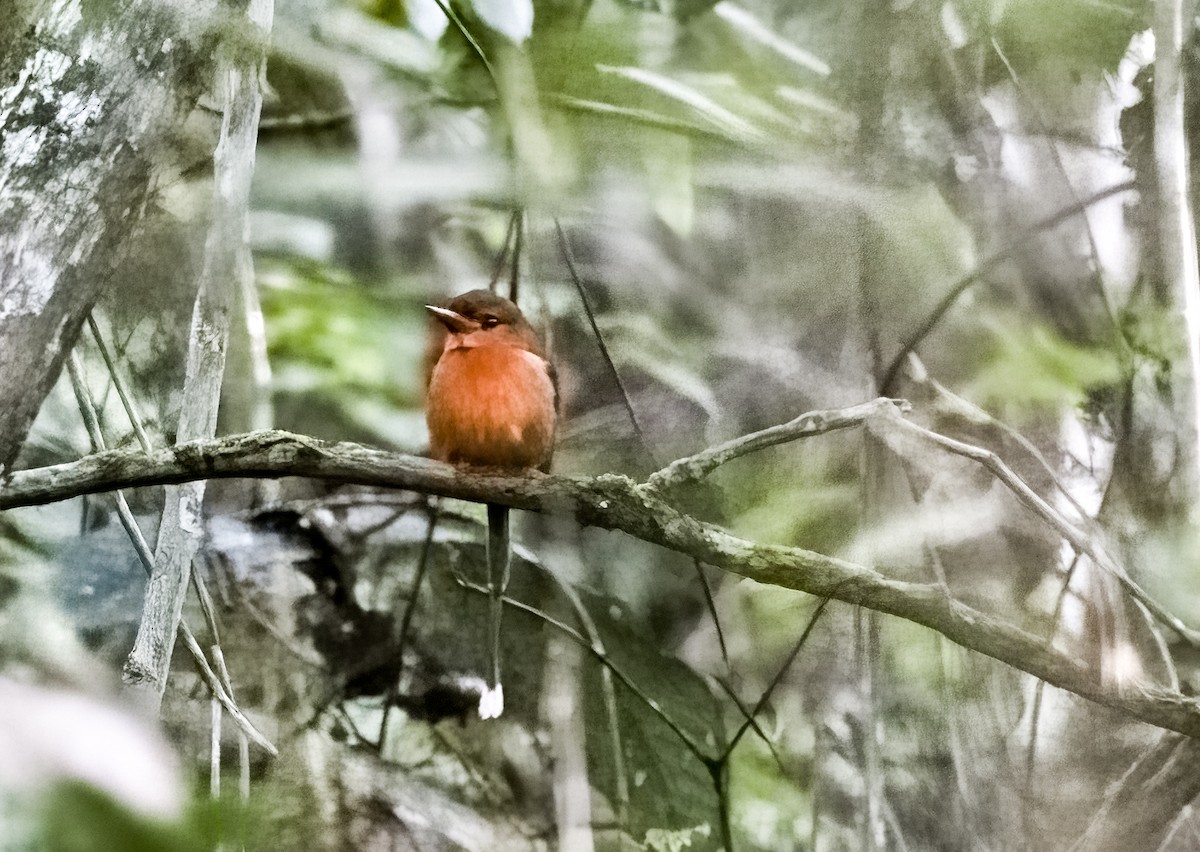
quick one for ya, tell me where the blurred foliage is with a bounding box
[8,0,1200,848]
[258,257,429,446]
[35,783,205,852]
[991,0,1147,76]
[967,311,1125,415]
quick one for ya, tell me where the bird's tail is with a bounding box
[480,503,510,719]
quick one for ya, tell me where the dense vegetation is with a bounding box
[3,0,1200,850]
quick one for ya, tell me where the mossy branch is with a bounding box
[4,420,1200,738]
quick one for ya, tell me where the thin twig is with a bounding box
[65,355,277,754]
[696,565,729,667]
[546,560,631,827]
[906,355,1093,522]
[723,598,829,759]
[488,210,520,293]
[212,646,251,803]
[464,575,728,845]
[379,501,439,747]
[990,37,1120,332]
[87,314,152,452]
[712,677,789,776]
[430,0,495,80]
[555,217,731,669]
[553,219,655,463]
[456,577,712,765]
[89,317,253,710]
[909,355,1183,684]
[648,398,908,491]
[232,582,328,669]
[878,180,1137,393]
[869,404,1200,647]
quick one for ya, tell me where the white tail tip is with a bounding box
[478,685,505,719]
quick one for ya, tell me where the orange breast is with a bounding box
[426,344,556,470]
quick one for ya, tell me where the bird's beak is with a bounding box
[426,305,479,334]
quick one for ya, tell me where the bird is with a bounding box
[424,289,556,718]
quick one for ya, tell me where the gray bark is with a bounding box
[123,0,273,707]
[5,424,1200,741]
[0,0,224,472]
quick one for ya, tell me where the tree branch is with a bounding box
[1153,0,1200,506]
[866,401,1200,647]
[647,398,908,491]
[124,0,273,706]
[5,428,1200,738]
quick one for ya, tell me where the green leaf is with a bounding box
[965,313,1124,413]
[580,590,725,846]
[644,133,695,236]
[712,2,830,76]
[596,64,767,144]
[548,93,742,143]
[38,782,205,852]
[644,823,714,851]
[993,0,1147,75]
[613,0,723,21]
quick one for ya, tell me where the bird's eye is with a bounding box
[481,316,500,329]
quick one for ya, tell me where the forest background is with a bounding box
[3,0,1200,850]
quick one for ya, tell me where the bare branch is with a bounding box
[1153,0,1200,505]
[647,398,908,491]
[877,180,1137,394]
[5,428,1200,738]
[124,0,273,706]
[867,403,1200,647]
[66,353,277,754]
[1072,734,1200,852]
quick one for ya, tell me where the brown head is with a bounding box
[425,289,545,359]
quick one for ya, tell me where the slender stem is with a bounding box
[1153,0,1200,507]
[553,218,655,464]
[722,598,829,758]
[488,210,520,293]
[87,314,152,452]
[554,218,732,671]
[990,37,1120,334]
[379,501,440,746]
[430,0,495,81]
[464,583,712,766]
[65,355,276,754]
